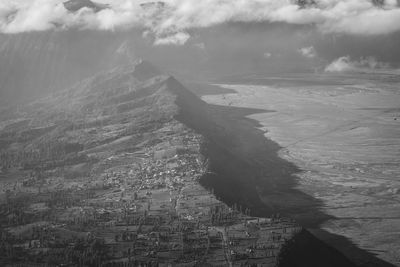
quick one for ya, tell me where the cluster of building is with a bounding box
[0,122,302,266]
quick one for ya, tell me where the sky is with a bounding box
[0,0,399,66]
[1,0,400,41]
[0,0,400,104]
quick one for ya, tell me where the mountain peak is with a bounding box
[129,59,163,81]
[63,0,109,12]
[30,60,187,120]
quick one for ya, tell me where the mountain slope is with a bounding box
[0,61,355,266]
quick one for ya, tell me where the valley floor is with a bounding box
[200,74,400,266]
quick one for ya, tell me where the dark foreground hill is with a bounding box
[0,60,355,266]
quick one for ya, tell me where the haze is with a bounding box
[0,1,400,266]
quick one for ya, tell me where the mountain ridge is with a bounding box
[0,61,357,266]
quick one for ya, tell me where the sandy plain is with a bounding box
[201,74,400,266]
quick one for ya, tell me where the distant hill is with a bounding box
[0,31,140,107]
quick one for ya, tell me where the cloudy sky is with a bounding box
[1,0,400,40]
[0,0,399,64]
[0,0,400,104]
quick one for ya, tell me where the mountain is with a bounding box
[0,60,355,266]
[63,0,109,12]
[0,31,140,107]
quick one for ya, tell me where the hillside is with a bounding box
[0,61,355,266]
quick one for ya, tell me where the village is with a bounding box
[0,122,301,266]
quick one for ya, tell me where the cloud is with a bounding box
[325,56,354,72]
[1,0,400,45]
[325,56,390,72]
[152,31,190,46]
[298,46,316,58]
[194,42,206,50]
[264,52,272,58]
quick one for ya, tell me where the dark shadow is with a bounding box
[182,81,237,96]
[177,81,396,267]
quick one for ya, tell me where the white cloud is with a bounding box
[194,42,206,50]
[153,31,190,46]
[325,56,390,72]
[298,46,316,58]
[264,52,272,58]
[325,56,354,72]
[1,0,400,45]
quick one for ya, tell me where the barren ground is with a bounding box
[201,74,400,266]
